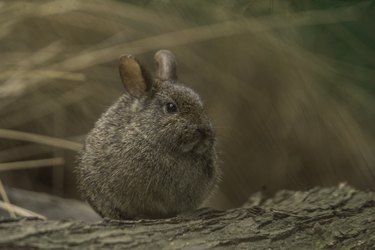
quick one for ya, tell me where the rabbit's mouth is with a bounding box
[181,139,200,153]
[180,128,213,154]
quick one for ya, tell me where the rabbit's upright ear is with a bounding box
[119,55,152,98]
[154,50,177,81]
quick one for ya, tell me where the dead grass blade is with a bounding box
[0,84,90,127]
[0,179,16,218]
[0,70,85,82]
[0,144,51,162]
[0,129,82,151]
[0,158,65,172]
[0,42,63,98]
[0,200,46,219]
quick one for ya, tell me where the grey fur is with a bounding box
[76,50,220,220]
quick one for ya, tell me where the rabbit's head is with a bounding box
[119,50,215,157]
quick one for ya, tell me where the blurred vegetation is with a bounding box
[0,0,374,209]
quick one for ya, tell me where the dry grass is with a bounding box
[0,0,374,210]
[0,129,81,151]
[0,179,15,218]
[0,200,46,219]
[0,158,65,172]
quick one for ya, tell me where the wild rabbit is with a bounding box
[76,50,220,219]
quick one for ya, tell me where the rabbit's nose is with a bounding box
[196,126,212,141]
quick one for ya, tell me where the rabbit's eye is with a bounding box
[165,102,177,113]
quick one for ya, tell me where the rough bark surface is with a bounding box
[1,184,374,249]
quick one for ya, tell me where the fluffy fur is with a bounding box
[76,52,220,219]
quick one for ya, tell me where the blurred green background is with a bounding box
[0,0,374,210]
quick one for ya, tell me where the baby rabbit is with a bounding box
[76,50,220,219]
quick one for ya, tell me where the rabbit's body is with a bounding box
[77,51,220,219]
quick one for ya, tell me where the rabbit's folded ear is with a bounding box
[154,50,177,81]
[119,55,152,98]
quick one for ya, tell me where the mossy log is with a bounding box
[1,184,374,249]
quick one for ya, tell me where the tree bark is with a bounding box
[0,184,374,249]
